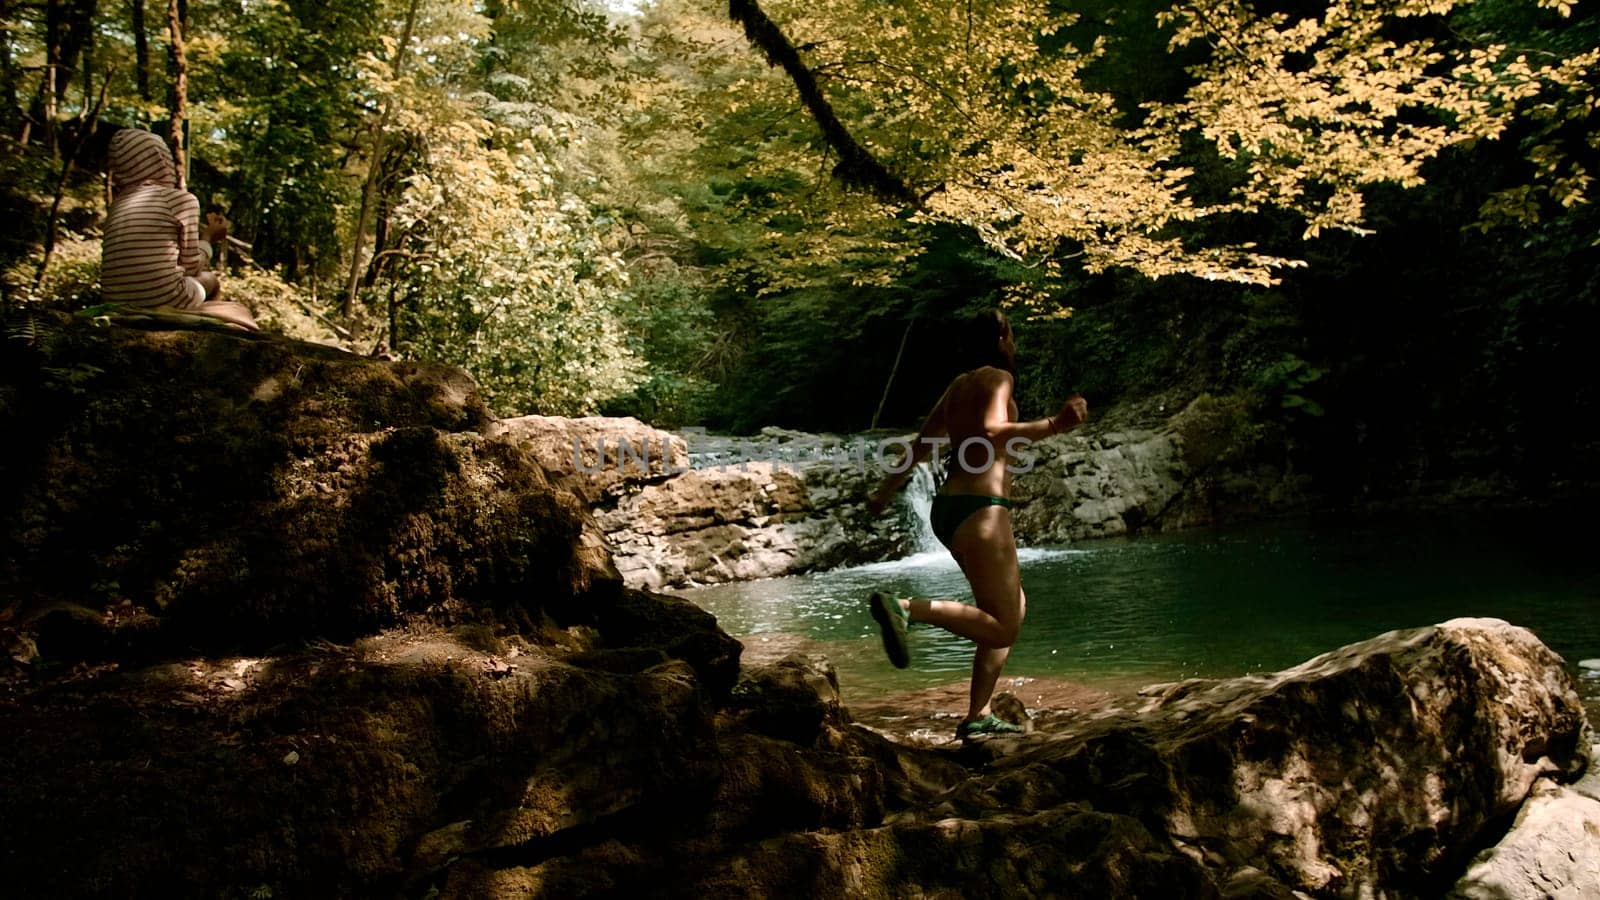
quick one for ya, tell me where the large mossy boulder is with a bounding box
[0,316,747,894]
[1,316,619,657]
[439,620,1590,898]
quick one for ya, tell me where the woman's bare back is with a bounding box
[939,366,1018,497]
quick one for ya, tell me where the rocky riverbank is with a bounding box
[500,396,1309,591]
[2,317,1593,897]
[497,420,925,590]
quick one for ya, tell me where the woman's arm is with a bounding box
[867,383,953,514]
[983,373,1088,444]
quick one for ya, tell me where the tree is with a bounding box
[342,0,419,318]
[164,0,185,183]
[386,105,642,415]
[723,0,1597,292]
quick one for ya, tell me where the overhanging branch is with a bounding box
[728,0,918,205]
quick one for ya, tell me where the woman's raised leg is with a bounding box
[896,507,1025,720]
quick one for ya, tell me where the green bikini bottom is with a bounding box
[929,493,1013,548]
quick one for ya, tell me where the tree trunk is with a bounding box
[132,0,150,102]
[80,19,91,106]
[34,68,112,293]
[388,282,400,349]
[1,0,18,120]
[53,0,98,103]
[367,186,390,288]
[166,0,187,186]
[343,0,420,319]
[32,0,61,151]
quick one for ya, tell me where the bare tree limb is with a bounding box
[871,318,913,430]
[32,64,111,294]
[344,0,420,319]
[727,0,917,205]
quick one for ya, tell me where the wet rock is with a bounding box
[991,690,1034,733]
[597,461,911,590]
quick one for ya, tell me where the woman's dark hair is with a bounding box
[958,309,1014,374]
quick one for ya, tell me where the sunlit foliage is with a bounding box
[722,0,1597,290]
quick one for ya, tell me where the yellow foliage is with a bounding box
[714,0,1596,291]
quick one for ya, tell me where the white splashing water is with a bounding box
[902,462,942,554]
[882,462,1083,569]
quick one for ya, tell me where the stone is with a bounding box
[993,618,1589,897]
[439,618,1585,899]
[596,460,911,590]
[1449,752,1600,900]
[1,319,623,656]
[3,321,1590,900]
[512,395,1322,590]
[1221,866,1304,899]
[493,414,688,502]
[992,690,1034,734]
[724,652,843,745]
[0,632,725,895]
[923,619,1589,897]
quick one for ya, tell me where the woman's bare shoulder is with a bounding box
[942,367,1010,411]
[967,366,1013,390]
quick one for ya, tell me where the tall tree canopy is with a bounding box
[2,0,1596,463]
[724,0,1596,290]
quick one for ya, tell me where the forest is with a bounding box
[3,0,1597,502]
[6,3,1600,895]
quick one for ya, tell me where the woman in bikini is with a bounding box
[866,310,1088,739]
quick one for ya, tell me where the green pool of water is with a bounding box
[673,513,1600,712]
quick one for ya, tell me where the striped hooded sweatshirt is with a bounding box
[101,129,207,309]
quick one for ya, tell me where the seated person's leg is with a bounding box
[180,276,208,309]
[196,271,222,302]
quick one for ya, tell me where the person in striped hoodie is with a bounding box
[101,128,255,329]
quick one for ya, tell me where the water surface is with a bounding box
[675,514,1600,717]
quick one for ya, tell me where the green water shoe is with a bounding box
[957,713,1024,740]
[869,591,911,669]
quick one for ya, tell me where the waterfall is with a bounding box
[902,462,942,554]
